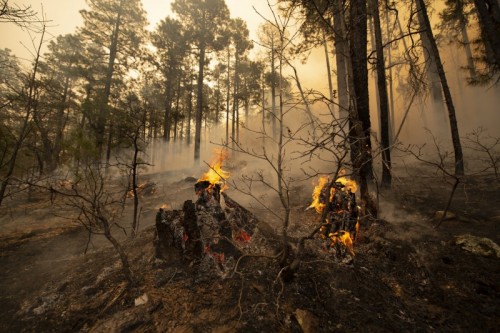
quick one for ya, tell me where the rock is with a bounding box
[294,309,318,333]
[490,215,500,223]
[184,176,198,182]
[455,234,500,258]
[434,211,457,221]
[134,293,149,306]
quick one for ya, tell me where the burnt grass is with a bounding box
[0,173,499,332]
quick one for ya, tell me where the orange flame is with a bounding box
[335,176,358,193]
[308,176,330,213]
[329,231,355,256]
[308,174,358,213]
[198,148,230,191]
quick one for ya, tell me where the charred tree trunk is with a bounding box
[349,0,374,184]
[417,0,465,176]
[182,200,203,260]
[371,0,392,187]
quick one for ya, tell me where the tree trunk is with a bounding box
[322,31,334,104]
[215,76,220,126]
[53,75,71,171]
[349,0,373,178]
[371,0,392,187]
[232,45,239,149]
[225,45,231,145]
[384,5,395,142]
[333,0,349,122]
[173,75,182,141]
[271,35,277,141]
[459,13,477,79]
[194,42,205,162]
[186,80,193,145]
[97,8,122,154]
[163,76,173,141]
[416,0,442,102]
[349,0,375,214]
[417,0,465,176]
[131,135,140,237]
[102,216,134,284]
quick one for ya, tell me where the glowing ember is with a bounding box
[198,148,230,191]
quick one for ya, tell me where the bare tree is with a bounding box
[50,162,135,284]
[463,127,500,179]
[0,0,39,28]
[0,21,46,207]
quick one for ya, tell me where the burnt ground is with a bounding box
[0,170,499,333]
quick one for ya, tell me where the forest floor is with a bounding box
[0,166,499,333]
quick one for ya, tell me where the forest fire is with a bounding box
[197,149,230,190]
[308,176,330,213]
[309,174,360,258]
[195,149,230,206]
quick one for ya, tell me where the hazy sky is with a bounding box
[0,0,272,63]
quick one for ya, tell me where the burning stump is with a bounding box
[154,185,257,273]
[154,149,259,273]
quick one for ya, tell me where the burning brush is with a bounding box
[308,174,360,259]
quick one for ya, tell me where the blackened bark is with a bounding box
[371,0,392,187]
[182,200,203,260]
[349,0,374,208]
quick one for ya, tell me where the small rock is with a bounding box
[294,309,318,333]
[490,215,500,223]
[134,293,149,306]
[455,234,500,258]
[434,211,457,221]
